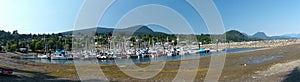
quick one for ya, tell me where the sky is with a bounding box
[0,0,299,36]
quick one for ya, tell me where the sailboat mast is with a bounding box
[44,34,46,52]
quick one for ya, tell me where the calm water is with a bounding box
[21,48,262,64]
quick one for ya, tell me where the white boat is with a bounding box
[106,50,114,55]
[51,55,67,60]
[50,49,73,60]
[51,56,73,60]
[37,53,49,59]
[210,48,224,52]
[38,35,50,59]
[167,52,173,56]
[187,49,200,54]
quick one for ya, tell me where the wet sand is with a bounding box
[1,44,300,82]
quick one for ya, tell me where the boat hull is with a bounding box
[51,56,73,60]
[37,55,49,59]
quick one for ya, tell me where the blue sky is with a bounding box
[0,0,299,36]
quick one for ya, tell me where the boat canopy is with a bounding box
[199,48,205,52]
[55,49,65,54]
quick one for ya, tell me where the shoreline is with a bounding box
[13,47,266,65]
[1,43,300,81]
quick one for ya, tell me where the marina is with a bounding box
[1,0,300,81]
[19,48,262,64]
[2,43,300,82]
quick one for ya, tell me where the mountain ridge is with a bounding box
[281,33,300,38]
[60,26,299,40]
[252,32,269,39]
[62,25,166,35]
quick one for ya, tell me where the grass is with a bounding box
[10,56,20,59]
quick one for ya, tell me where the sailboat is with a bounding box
[50,35,73,60]
[38,35,50,59]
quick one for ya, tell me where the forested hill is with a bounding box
[0,28,266,52]
[62,25,166,35]
[225,30,261,41]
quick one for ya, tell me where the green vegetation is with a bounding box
[0,29,261,52]
[0,30,71,52]
[10,56,21,59]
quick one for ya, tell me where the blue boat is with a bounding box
[200,48,210,53]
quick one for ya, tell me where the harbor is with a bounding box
[1,42,300,81]
[1,0,300,81]
[0,40,300,82]
[19,48,262,64]
[14,39,300,64]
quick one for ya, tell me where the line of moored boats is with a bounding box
[35,47,221,60]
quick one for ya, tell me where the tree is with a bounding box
[34,40,44,50]
[12,30,18,34]
[9,44,18,52]
[47,38,56,50]
[0,46,2,51]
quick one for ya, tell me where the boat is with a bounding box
[149,50,159,57]
[199,48,210,53]
[107,55,117,60]
[128,51,139,59]
[130,55,139,59]
[97,55,107,60]
[97,55,116,60]
[37,53,50,59]
[209,48,224,52]
[38,35,50,59]
[50,49,73,60]
[187,48,200,54]
[96,50,117,60]
[186,48,210,54]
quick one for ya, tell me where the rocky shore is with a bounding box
[202,39,300,49]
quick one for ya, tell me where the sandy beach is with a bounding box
[1,44,300,82]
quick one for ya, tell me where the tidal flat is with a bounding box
[1,44,300,82]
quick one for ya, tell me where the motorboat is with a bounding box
[50,49,73,60]
[37,53,50,59]
[199,48,210,53]
[97,55,107,60]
